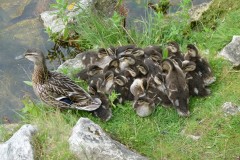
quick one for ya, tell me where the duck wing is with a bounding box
[39,71,101,111]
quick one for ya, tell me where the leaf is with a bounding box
[23,81,33,86]
[163,48,168,59]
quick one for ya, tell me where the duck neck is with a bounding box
[32,62,49,84]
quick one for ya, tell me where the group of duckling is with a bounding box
[74,42,215,120]
[18,42,215,122]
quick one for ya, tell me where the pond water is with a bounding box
[0,0,211,123]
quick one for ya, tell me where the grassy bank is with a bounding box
[3,0,240,159]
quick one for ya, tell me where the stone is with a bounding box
[0,124,37,160]
[69,118,148,160]
[1,18,45,47]
[219,36,240,68]
[0,0,31,20]
[189,1,213,22]
[40,0,117,34]
[222,102,240,115]
[57,54,84,71]
[181,129,201,141]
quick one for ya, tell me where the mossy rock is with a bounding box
[198,0,240,29]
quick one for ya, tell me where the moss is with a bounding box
[199,0,240,29]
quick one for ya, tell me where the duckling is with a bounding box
[87,74,104,92]
[115,45,136,57]
[182,60,211,97]
[162,58,190,117]
[167,41,184,63]
[74,68,89,81]
[113,74,134,103]
[87,65,103,76]
[135,60,149,77]
[133,95,155,117]
[144,46,163,64]
[119,54,136,71]
[130,78,147,98]
[103,58,120,74]
[131,47,145,59]
[88,82,112,121]
[20,49,101,111]
[151,74,172,107]
[75,65,103,82]
[95,48,113,69]
[99,71,115,94]
[185,44,215,86]
[76,50,99,68]
[143,58,162,78]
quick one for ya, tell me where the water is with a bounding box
[0,0,211,123]
[0,0,55,123]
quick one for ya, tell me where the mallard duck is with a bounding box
[185,44,215,86]
[20,49,102,111]
[162,58,190,117]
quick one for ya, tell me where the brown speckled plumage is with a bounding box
[25,49,101,111]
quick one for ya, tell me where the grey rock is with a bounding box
[1,0,31,20]
[1,18,46,47]
[189,1,213,22]
[57,54,84,71]
[69,118,148,160]
[0,124,37,160]
[222,102,240,115]
[40,0,117,34]
[219,36,240,68]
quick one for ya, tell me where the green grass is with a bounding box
[16,0,240,159]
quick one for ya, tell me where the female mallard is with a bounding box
[19,49,102,111]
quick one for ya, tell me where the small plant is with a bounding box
[108,90,120,108]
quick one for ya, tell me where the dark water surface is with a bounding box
[0,0,55,123]
[0,0,211,123]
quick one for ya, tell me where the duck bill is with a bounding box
[15,54,25,60]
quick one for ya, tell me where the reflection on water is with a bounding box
[0,0,211,123]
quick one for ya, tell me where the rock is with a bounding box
[186,135,201,141]
[219,36,240,68]
[69,118,148,160]
[40,0,117,34]
[189,1,213,22]
[0,0,31,20]
[0,124,37,160]
[222,102,240,115]
[57,53,84,71]
[181,129,201,141]
[1,18,46,47]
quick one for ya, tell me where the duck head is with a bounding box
[17,49,46,66]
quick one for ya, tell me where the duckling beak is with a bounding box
[15,54,25,60]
